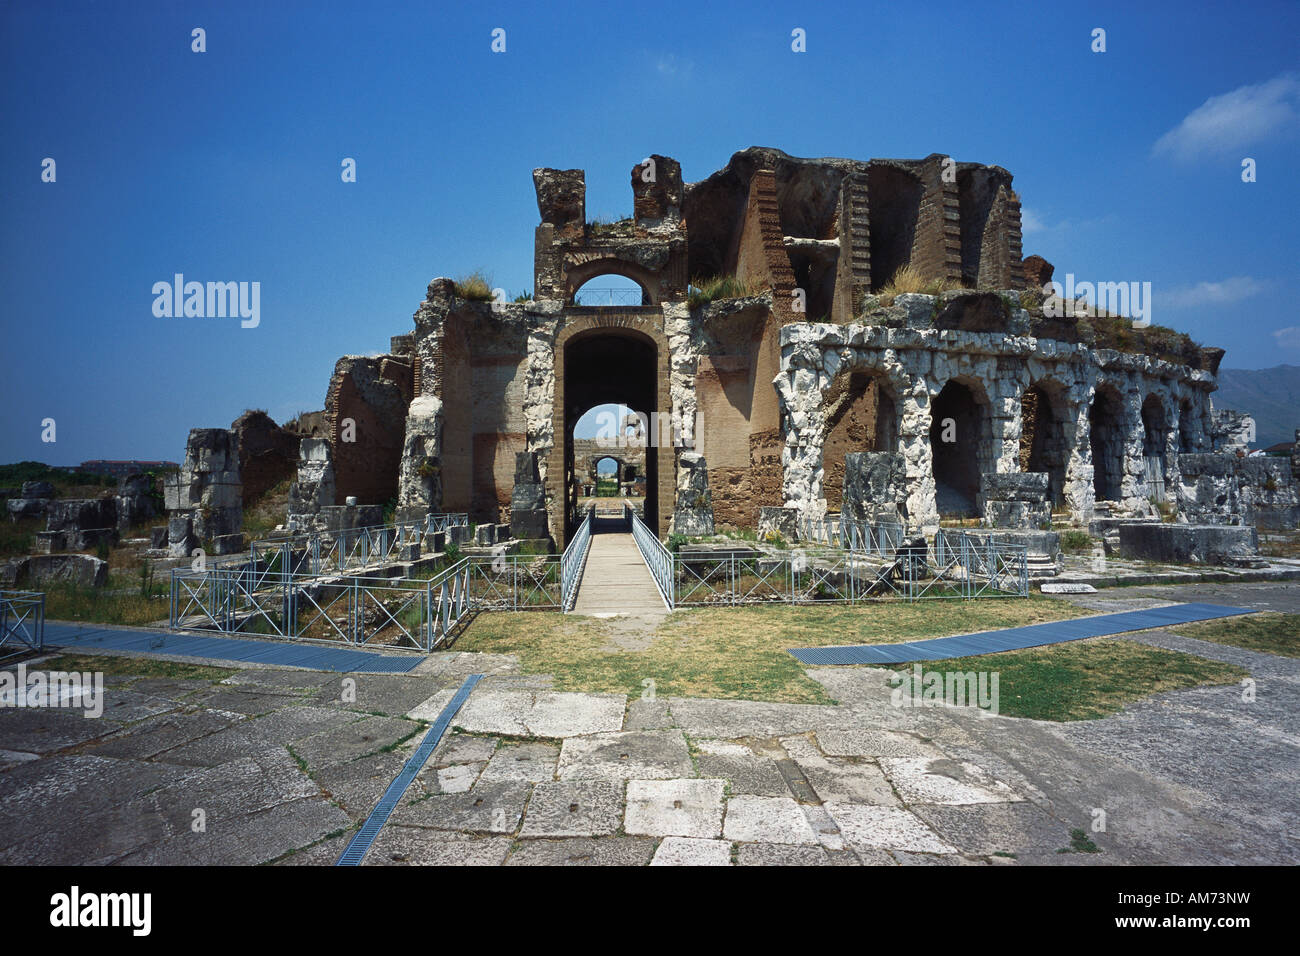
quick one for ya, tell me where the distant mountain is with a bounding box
[1214,365,1300,449]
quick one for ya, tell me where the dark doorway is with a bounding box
[930,381,988,517]
[1090,385,1125,502]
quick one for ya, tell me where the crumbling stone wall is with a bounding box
[326,354,413,506]
[231,409,299,506]
[164,428,242,554]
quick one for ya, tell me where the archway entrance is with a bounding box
[1020,382,1068,506]
[1142,395,1169,503]
[931,380,991,518]
[1090,385,1125,503]
[559,327,661,540]
[821,369,898,511]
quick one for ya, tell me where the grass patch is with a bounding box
[44,582,168,627]
[874,263,962,307]
[1058,828,1101,854]
[886,637,1247,720]
[687,274,768,308]
[1059,529,1094,552]
[453,271,496,302]
[452,597,1088,704]
[38,653,235,681]
[1158,612,1299,658]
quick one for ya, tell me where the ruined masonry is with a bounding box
[159,146,1297,556]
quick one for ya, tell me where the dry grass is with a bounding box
[687,274,769,308]
[886,637,1248,720]
[875,263,963,306]
[453,271,496,302]
[452,597,1091,705]
[1154,612,1300,658]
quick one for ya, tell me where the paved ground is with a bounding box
[0,580,1295,865]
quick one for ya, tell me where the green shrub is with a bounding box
[1059,530,1093,552]
[453,271,496,302]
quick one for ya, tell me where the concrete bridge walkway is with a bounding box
[571,516,669,617]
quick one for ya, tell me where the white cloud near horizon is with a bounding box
[1273,327,1300,350]
[1153,74,1300,162]
[1160,276,1268,310]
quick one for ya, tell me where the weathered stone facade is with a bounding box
[160,146,1290,552]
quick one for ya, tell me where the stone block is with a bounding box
[1117,523,1259,565]
[758,506,798,541]
[212,534,244,556]
[671,452,714,536]
[843,452,907,524]
[21,481,54,498]
[6,498,49,519]
[33,531,67,555]
[150,526,169,549]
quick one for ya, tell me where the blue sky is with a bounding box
[2,0,1298,464]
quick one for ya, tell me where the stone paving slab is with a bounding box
[86,708,244,761]
[291,715,419,771]
[433,733,499,766]
[880,756,1023,805]
[623,698,674,730]
[478,741,560,784]
[0,754,179,840]
[520,780,624,837]
[911,801,1071,858]
[735,842,835,866]
[814,728,944,758]
[312,674,447,716]
[311,750,407,819]
[0,706,121,754]
[430,762,484,794]
[826,803,958,855]
[779,734,899,805]
[624,779,726,838]
[650,836,732,866]
[117,796,352,865]
[390,781,531,833]
[454,689,626,738]
[694,753,790,796]
[557,730,694,781]
[666,697,852,738]
[722,795,819,845]
[505,836,656,866]
[366,828,511,866]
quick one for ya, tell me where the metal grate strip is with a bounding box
[336,673,483,866]
[43,623,423,673]
[788,603,1255,666]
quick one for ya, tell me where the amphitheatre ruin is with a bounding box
[7,146,1298,623]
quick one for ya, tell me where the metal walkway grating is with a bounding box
[42,623,424,674]
[788,602,1256,666]
[337,673,483,865]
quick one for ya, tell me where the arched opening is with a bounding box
[562,329,659,536]
[1178,399,1197,454]
[1142,394,1169,503]
[568,265,656,306]
[821,369,898,511]
[1090,384,1125,503]
[1020,381,1068,506]
[930,380,992,518]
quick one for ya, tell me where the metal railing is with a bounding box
[573,287,644,306]
[0,591,45,662]
[669,532,1028,607]
[561,510,593,612]
[796,514,905,556]
[627,504,673,609]
[223,513,471,577]
[170,550,564,651]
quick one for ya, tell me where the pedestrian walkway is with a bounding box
[787,602,1254,665]
[43,621,423,673]
[572,516,670,615]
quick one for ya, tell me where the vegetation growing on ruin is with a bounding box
[874,263,963,306]
[687,274,768,308]
[453,271,495,301]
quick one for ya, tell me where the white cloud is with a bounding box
[1020,207,1047,234]
[1153,74,1300,162]
[1273,327,1300,350]
[1160,276,1268,310]
[655,53,693,79]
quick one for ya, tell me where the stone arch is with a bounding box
[820,366,900,511]
[548,313,672,541]
[1089,382,1126,503]
[930,376,995,517]
[1141,392,1171,502]
[1020,377,1070,507]
[564,258,660,305]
